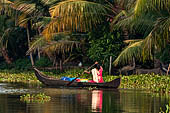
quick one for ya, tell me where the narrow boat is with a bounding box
[33,67,121,88]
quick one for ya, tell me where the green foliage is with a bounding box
[0,57,53,71]
[14,58,32,71]
[157,44,170,64]
[0,70,38,83]
[0,62,14,70]
[0,58,32,71]
[87,28,124,68]
[0,67,170,94]
[121,74,170,93]
[20,93,51,103]
[7,27,28,59]
[35,57,53,67]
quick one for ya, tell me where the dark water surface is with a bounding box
[0,82,169,113]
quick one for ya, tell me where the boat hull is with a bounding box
[34,67,121,88]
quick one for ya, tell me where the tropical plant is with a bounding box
[14,0,109,65]
[87,25,124,68]
[112,0,170,66]
[0,0,16,64]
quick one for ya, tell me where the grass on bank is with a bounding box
[0,68,170,93]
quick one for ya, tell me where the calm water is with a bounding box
[0,82,169,113]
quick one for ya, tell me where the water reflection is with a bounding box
[91,90,103,112]
[0,82,169,113]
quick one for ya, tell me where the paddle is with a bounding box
[67,63,96,86]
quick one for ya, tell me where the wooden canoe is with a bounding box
[33,67,121,88]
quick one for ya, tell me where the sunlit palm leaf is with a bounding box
[0,0,14,16]
[113,40,143,66]
[14,0,54,15]
[18,14,30,27]
[26,36,46,55]
[15,3,35,14]
[113,0,170,65]
[142,16,170,58]
[134,0,170,16]
[45,0,107,39]
[43,40,80,55]
[14,0,54,28]
[27,32,80,56]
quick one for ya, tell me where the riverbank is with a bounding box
[0,69,169,93]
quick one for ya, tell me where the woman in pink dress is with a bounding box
[97,65,104,83]
[84,62,104,83]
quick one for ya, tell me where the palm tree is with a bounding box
[14,0,55,66]
[14,0,108,65]
[0,0,15,64]
[112,0,170,66]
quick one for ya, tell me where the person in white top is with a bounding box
[84,62,104,83]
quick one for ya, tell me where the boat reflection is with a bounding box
[91,90,103,112]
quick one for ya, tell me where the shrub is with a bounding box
[35,57,53,67]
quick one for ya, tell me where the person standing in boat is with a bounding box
[84,62,104,83]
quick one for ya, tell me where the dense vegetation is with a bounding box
[0,0,169,69]
[0,0,170,94]
[0,69,170,93]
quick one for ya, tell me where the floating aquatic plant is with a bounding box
[20,93,51,103]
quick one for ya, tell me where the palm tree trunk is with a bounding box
[26,28,34,66]
[1,47,12,64]
[37,47,40,59]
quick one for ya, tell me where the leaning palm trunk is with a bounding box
[1,47,12,64]
[26,27,34,66]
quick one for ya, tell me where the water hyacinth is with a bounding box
[20,93,51,103]
[0,70,39,83]
[0,69,170,93]
[120,74,170,93]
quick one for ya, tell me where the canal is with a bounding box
[0,82,169,113]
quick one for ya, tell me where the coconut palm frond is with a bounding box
[0,0,12,4]
[0,28,13,48]
[14,2,35,15]
[114,0,137,10]
[42,19,72,40]
[113,0,170,66]
[32,16,52,29]
[142,16,170,56]
[49,0,107,32]
[113,40,144,66]
[43,40,80,55]
[134,0,148,16]
[27,32,79,55]
[134,0,170,16]
[123,39,143,44]
[150,0,170,11]
[110,10,128,31]
[0,0,15,16]
[153,16,170,48]
[111,11,134,31]
[26,36,46,55]
[112,11,158,37]
[130,13,158,36]
[14,0,53,14]
[18,13,30,27]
